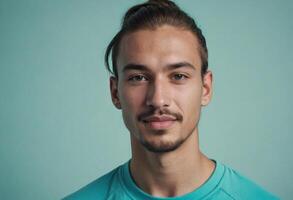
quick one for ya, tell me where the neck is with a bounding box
[130,129,215,197]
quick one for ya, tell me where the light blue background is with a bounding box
[0,0,292,199]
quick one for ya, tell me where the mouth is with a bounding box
[142,115,177,130]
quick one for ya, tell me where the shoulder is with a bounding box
[219,164,279,200]
[62,165,122,200]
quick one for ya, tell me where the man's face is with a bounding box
[111,25,212,153]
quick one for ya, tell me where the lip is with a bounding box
[142,115,177,130]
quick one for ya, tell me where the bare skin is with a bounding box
[110,25,214,197]
[130,129,215,197]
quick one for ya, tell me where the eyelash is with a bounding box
[128,75,148,82]
[127,73,189,82]
[172,73,188,80]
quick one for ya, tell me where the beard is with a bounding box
[141,135,189,153]
[140,122,197,153]
[126,107,201,153]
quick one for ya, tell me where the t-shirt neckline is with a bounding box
[119,159,226,200]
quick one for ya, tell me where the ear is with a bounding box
[110,76,121,109]
[201,70,213,106]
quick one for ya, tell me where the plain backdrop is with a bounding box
[0,0,292,199]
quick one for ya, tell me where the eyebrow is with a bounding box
[122,61,196,73]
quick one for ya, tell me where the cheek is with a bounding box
[175,84,202,115]
[119,86,147,131]
[175,84,202,107]
[119,85,146,113]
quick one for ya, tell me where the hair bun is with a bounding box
[147,0,178,8]
[123,0,179,26]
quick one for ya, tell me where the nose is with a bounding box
[146,78,171,108]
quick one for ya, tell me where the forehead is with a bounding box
[117,25,201,73]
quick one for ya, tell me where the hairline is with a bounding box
[114,24,206,79]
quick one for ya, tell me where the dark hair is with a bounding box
[105,0,208,79]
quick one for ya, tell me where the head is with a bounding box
[106,0,213,153]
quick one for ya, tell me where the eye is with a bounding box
[128,75,148,82]
[172,73,188,81]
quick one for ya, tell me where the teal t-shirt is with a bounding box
[64,160,278,200]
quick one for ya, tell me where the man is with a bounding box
[64,0,278,199]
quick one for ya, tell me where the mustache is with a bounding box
[137,108,183,122]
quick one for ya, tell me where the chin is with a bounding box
[140,137,185,153]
